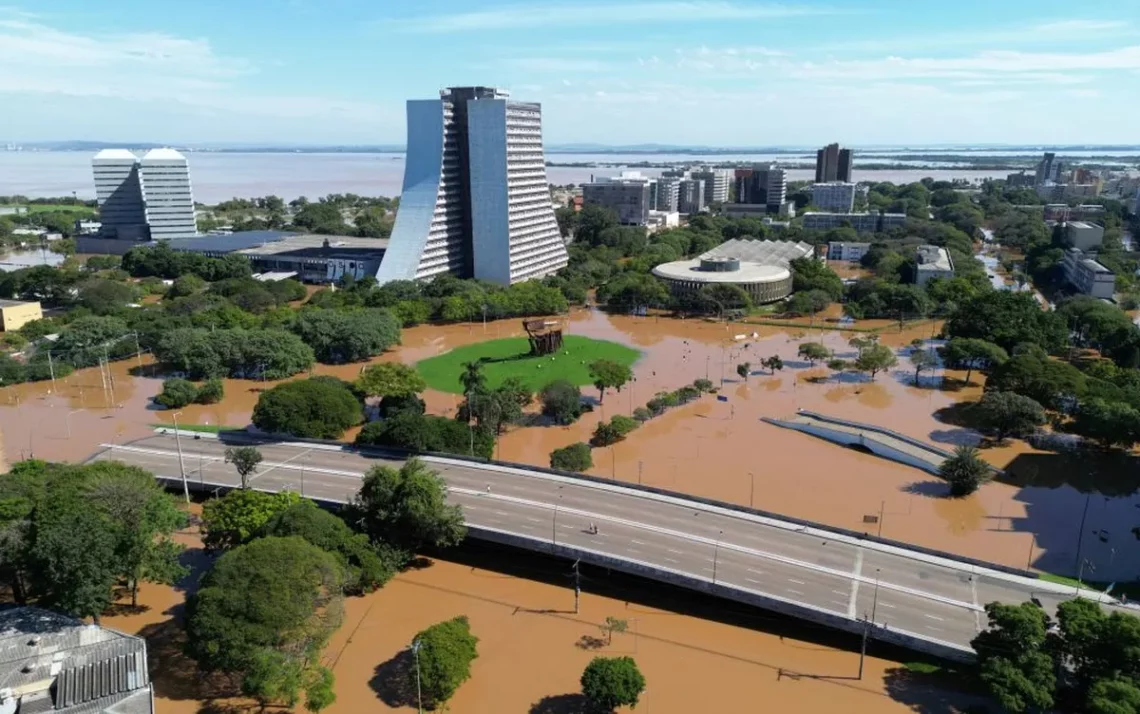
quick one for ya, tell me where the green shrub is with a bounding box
[632,407,651,422]
[251,377,364,439]
[195,378,225,404]
[155,377,199,409]
[550,442,593,472]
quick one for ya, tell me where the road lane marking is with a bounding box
[745,577,763,585]
[849,548,864,619]
[879,602,896,609]
[788,578,806,585]
[787,588,804,595]
[667,548,684,555]
[664,557,681,564]
[525,517,543,523]
[590,539,604,546]
[494,510,510,517]
[971,574,981,632]
[748,568,766,575]
[924,614,945,621]
[831,589,847,596]
[631,540,647,545]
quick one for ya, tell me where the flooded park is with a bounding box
[3,305,1137,711]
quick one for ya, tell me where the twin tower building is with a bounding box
[92,86,568,286]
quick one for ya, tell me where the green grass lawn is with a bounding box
[1038,572,1140,600]
[416,335,641,394]
[152,423,243,435]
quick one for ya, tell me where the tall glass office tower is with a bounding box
[377,86,568,285]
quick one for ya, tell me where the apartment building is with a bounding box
[1063,248,1115,299]
[810,182,856,213]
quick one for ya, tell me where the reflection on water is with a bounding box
[0,247,65,271]
[3,308,1138,580]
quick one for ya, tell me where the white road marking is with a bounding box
[745,577,764,585]
[849,548,864,619]
[748,568,766,575]
[971,574,981,632]
[525,516,543,523]
[924,614,945,621]
[590,539,604,546]
[494,510,510,517]
[879,602,896,609]
[787,588,805,596]
[664,557,681,564]
[831,589,847,596]
[628,548,641,555]
[667,548,684,555]
[631,540,647,545]
[788,578,806,585]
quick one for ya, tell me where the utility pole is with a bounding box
[878,500,885,538]
[749,471,755,508]
[712,530,723,584]
[858,569,881,680]
[572,559,581,614]
[171,411,189,503]
[134,332,143,371]
[47,350,56,392]
[103,345,116,406]
[410,639,423,714]
[638,460,643,486]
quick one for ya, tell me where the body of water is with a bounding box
[0,152,1012,204]
[0,248,65,271]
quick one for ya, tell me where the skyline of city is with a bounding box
[1,1,1137,145]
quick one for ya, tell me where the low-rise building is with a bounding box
[0,606,154,714]
[646,210,680,231]
[915,245,954,286]
[1005,171,1035,188]
[802,211,907,233]
[1063,248,1115,299]
[827,241,871,262]
[1065,221,1105,252]
[1036,182,1102,201]
[690,169,732,205]
[810,182,857,213]
[162,231,389,283]
[582,181,652,225]
[0,299,42,331]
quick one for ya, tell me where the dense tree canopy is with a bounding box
[201,489,302,551]
[251,377,364,439]
[581,656,647,712]
[351,458,465,552]
[946,291,1067,354]
[290,308,401,364]
[154,327,315,380]
[411,616,479,709]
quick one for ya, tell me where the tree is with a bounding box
[76,277,139,315]
[539,380,584,425]
[581,656,646,712]
[195,378,225,404]
[946,291,1067,354]
[1070,399,1140,450]
[599,616,628,646]
[355,362,426,399]
[259,500,397,594]
[1088,678,1140,714]
[761,355,783,374]
[550,443,593,472]
[355,412,494,459]
[975,392,1046,442]
[290,308,401,364]
[909,349,939,385]
[736,362,751,381]
[83,464,188,607]
[589,359,633,404]
[939,338,1009,385]
[971,601,1056,714]
[225,446,263,489]
[200,489,302,551]
[797,342,830,367]
[790,257,843,300]
[155,377,199,409]
[185,537,345,708]
[460,360,486,395]
[827,358,848,383]
[462,377,531,436]
[166,273,206,298]
[855,344,897,380]
[986,352,1087,411]
[252,377,364,439]
[352,458,466,552]
[940,445,989,496]
[693,378,713,393]
[412,616,479,709]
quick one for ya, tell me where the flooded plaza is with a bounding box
[2,307,1136,584]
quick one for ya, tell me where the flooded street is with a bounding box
[101,523,982,714]
[3,308,1136,581]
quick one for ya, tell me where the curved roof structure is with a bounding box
[92,148,138,161]
[653,260,790,284]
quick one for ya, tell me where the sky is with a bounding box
[1,0,1138,146]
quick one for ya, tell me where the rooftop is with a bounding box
[141,148,186,162]
[916,245,953,272]
[1067,221,1101,230]
[238,233,389,256]
[92,149,138,161]
[653,260,791,285]
[1081,258,1113,274]
[701,238,813,267]
[0,298,37,308]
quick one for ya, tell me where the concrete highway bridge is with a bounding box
[90,432,1108,662]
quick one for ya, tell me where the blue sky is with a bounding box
[1,0,1137,146]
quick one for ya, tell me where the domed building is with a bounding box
[652,239,813,304]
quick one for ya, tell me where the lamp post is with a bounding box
[65,408,83,439]
[749,471,755,508]
[171,411,189,503]
[858,568,882,680]
[410,639,423,714]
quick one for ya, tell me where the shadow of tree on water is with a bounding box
[369,648,417,708]
[528,693,590,714]
[882,667,993,714]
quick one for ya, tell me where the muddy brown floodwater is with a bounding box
[2,307,1136,582]
[101,522,984,714]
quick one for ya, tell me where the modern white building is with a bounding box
[1065,221,1105,252]
[677,178,706,214]
[378,86,568,286]
[914,245,955,286]
[810,182,857,213]
[827,241,871,262]
[655,177,681,212]
[803,211,906,233]
[91,148,196,242]
[691,168,732,204]
[1063,248,1115,299]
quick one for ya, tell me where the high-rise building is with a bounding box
[655,176,681,212]
[1035,152,1064,186]
[690,168,731,204]
[1134,187,1140,217]
[91,148,196,242]
[377,86,568,286]
[677,179,706,214]
[583,180,652,225]
[809,182,856,213]
[734,165,786,211]
[815,143,853,183]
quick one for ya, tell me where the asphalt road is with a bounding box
[91,433,1109,653]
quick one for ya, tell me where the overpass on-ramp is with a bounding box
[89,431,1108,663]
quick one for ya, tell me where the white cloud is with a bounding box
[0,15,399,127]
[494,57,616,73]
[383,2,835,33]
[818,18,1136,54]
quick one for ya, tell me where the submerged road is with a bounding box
[91,433,1112,658]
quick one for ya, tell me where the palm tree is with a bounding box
[939,445,989,497]
[460,360,486,395]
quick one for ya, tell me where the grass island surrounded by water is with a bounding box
[416,335,641,394]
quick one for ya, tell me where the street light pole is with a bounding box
[171,411,189,503]
[410,640,423,714]
[712,530,723,584]
[749,471,755,508]
[858,568,881,680]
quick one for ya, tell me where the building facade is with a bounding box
[733,165,787,211]
[655,176,681,212]
[582,181,651,225]
[810,182,856,213]
[1063,248,1115,299]
[378,86,568,286]
[91,148,196,242]
[815,143,853,183]
[0,299,42,331]
[802,211,906,233]
[677,178,707,214]
[1064,221,1106,252]
[1006,171,1035,188]
[826,241,871,262]
[915,245,955,286]
[1035,152,1063,185]
[690,169,731,204]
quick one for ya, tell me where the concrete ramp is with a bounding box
[762,410,999,476]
